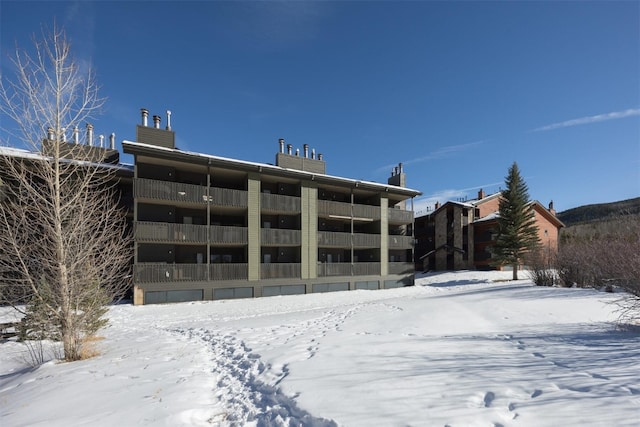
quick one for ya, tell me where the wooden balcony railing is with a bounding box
[209,263,248,280]
[261,193,300,213]
[353,233,381,248]
[317,262,352,277]
[134,262,248,283]
[388,235,414,249]
[210,225,247,245]
[318,200,351,217]
[135,222,247,245]
[353,262,381,276]
[317,231,351,247]
[388,262,414,275]
[353,203,381,220]
[260,263,301,279]
[387,208,413,224]
[134,178,247,207]
[135,221,208,243]
[261,228,301,246]
[134,263,208,283]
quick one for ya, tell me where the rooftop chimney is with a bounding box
[435,201,441,210]
[62,128,66,143]
[141,108,149,127]
[86,123,94,146]
[110,133,116,150]
[549,200,556,216]
[279,138,285,153]
[478,188,486,199]
[152,115,161,129]
[287,144,292,155]
[295,148,300,156]
[399,162,403,173]
[311,148,316,159]
[99,134,105,148]
[303,144,309,158]
[73,126,79,144]
[47,127,54,140]
[166,110,172,130]
[318,153,323,161]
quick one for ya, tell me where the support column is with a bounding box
[247,174,261,281]
[301,183,318,279]
[380,195,389,276]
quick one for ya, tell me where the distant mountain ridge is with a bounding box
[557,197,640,227]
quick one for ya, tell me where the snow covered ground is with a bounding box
[1,270,639,426]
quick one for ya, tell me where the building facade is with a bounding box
[124,110,421,305]
[415,189,563,271]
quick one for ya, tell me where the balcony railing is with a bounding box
[353,204,381,220]
[261,193,300,213]
[134,178,247,208]
[135,178,207,204]
[388,208,413,224]
[134,263,208,283]
[134,262,248,282]
[317,231,351,247]
[135,221,208,243]
[261,228,301,246]
[209,263,248,280]
[353,262,380,276]
[210,225,247,245]
[318,200,352,217]
[388,262,414,275]
[353,233,381,248]
[260,263,301,279]
[317,262,352,277]
[388,235,414,249]
[135,222,247,245]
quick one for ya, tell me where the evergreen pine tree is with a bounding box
[492,162,541,279]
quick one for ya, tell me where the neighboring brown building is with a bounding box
[414,189,564,272]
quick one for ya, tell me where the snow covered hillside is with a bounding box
[1,270,639,426]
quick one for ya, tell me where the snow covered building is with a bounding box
[414,189,564,271]
[124,110,421,305]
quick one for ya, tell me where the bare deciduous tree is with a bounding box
[0,24,132,361]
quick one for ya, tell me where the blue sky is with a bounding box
[1,1,638,214]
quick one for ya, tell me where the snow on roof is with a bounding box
[123,140,422,195]
[0,145,134,173]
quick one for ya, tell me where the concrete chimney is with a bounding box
[86,123,94,146]
[73,126,79,144]
[279,138,285,153]
[141,108,149,127]
[478,189,486,200]
[153,115,161,129]
[166,110,172,130]
[287,144,292,155]
[110,133,116,150]
[303,144,309,158]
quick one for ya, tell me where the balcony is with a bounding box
[210,225,247,245]
[261,193,300,213]
[352,204,381,220]
[134,178,247,208]
[134,263,208,283]
[261,228,301,246]
[388,208,413,224]
[388,235,414,249]
[353,233,381,248]
[134,262,248,283]
[317,231,351,247]
[135,221,208,243]
[388,262,414,275]
[317,262,352,277]
[353,262,381,276]
[135,222,247,245]
[261,263,301,279]
[209,263,248,280]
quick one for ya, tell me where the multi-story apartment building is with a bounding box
[415,189,564,271]
[124,110,421,305]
